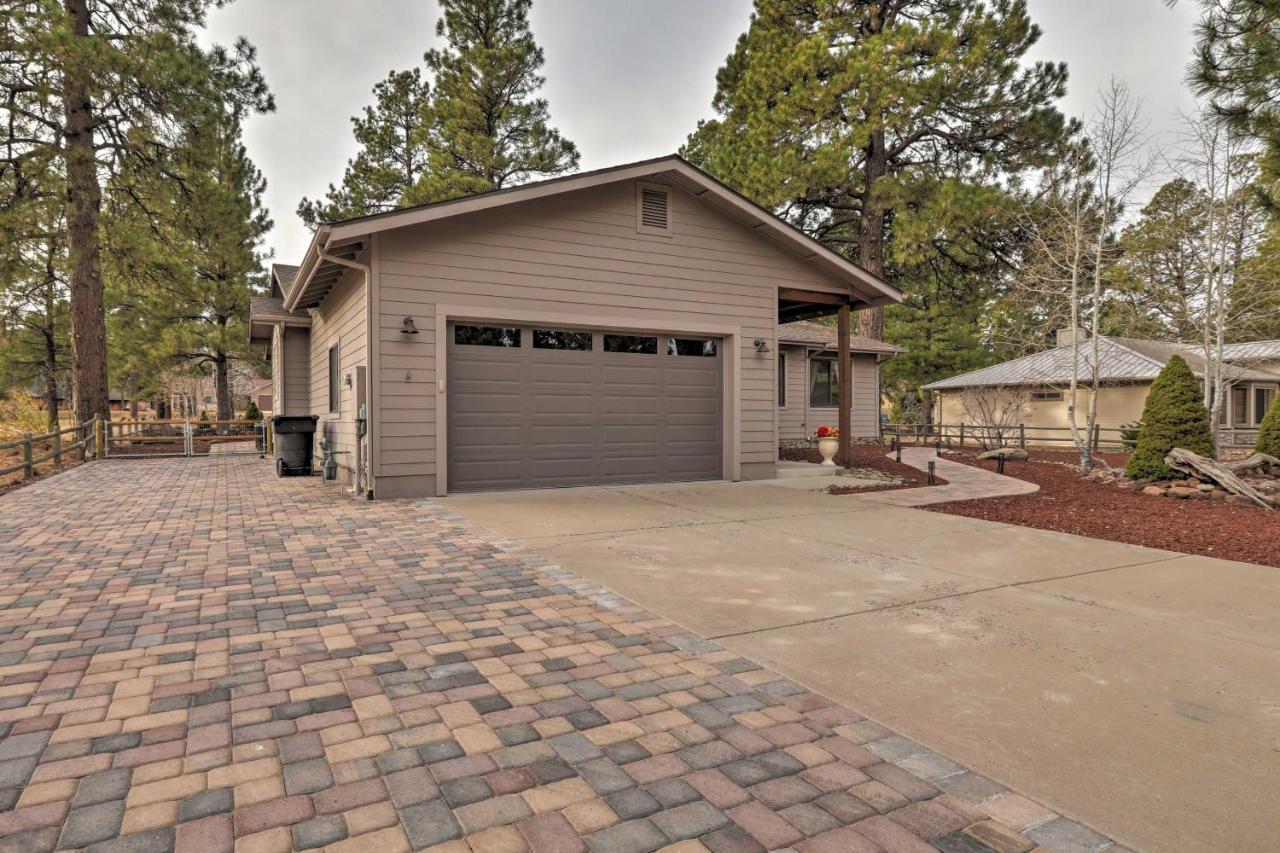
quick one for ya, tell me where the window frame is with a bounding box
[1031,390,1064,401]
[1255,386,1277,426]
[327,344,340,413]
[809,357,838,409]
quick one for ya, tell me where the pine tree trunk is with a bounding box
[215,355,233,432]
[858,128,888,341]
[62,0,110,424]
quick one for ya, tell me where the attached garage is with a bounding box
[446,322,723,491]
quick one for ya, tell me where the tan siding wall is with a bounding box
[777,347,881,441]
[308,265,367,482]
[282,327,310,415]
[936,384,1150,441]
[372,179,854,496]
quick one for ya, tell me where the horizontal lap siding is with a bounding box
[374,179,855,489]
[271,325,284,414]
[309,266,367,482]
[282,327,310,415]
[778,349,882,441]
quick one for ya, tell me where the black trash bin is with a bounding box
[272,415,319,476]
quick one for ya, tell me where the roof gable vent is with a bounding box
[637,183,672,235]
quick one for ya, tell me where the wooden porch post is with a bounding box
[837,304,852,466]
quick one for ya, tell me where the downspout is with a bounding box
[319,246,372,498]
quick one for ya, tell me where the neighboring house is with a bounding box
[251,155,901,497]
[924,329,1280,446]
[249,380,273,415]
[776,320,902,441]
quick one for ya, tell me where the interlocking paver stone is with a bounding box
[0,458,1106,853]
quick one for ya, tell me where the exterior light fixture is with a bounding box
[401,316,420,335]
[753,338,771,353]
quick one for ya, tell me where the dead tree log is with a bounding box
[1224,452,1280,478]
[1165,448,1274,510]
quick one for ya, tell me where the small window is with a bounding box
[1254,387,1274,426]
[327,345,340,412]
[455,325,521,347]
[533,329,592,351]
[636,183,672,235]
[1232,385,1249,427]
[668,337,717,357]
[1031,390,1063,401]
[604,334,657,354]
[778,354,786,407]
[810,358,838,408]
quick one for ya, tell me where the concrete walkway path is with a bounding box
[447,476,1280,853]
[861,447,1039,507]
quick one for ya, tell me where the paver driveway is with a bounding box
[0,458,1108,853]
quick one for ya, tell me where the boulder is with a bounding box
[1141,486,1166,497]
[978,448,1029,461]
[1168,486,1198,499]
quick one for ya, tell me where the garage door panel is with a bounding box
[448,324,721,491]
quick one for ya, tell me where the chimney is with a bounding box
[1056,327,1088,347]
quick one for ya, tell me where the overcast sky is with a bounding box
[203,0,1203,265]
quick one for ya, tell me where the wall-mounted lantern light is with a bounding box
[753,338,771,354]
[401,316,420,335]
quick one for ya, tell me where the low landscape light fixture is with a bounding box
[401,316,419,335]
[753,338,770,353]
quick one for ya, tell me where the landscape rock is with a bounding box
[1141,486,1166,497]
[1168,486,1198,499]
[979,447,1029,461]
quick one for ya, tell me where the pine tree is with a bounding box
[410,0,579,203]
[1191,0,1280,207]
[298,69,432,228]
[1256,393,1280,457]
[682,0,1071,340]
[1126,355,1216,480]
[0,0,271,422]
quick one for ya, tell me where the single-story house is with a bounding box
[250,155,901,497]
[924,329,1280,447]
[249,380,273,415]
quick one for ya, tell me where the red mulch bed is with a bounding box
[779,444,947,493]
[928,452,1280,568]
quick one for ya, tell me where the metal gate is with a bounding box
[104,419,267,458]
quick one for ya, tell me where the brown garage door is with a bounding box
[447,323,723,491]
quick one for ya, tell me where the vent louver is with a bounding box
[640,188,669,230]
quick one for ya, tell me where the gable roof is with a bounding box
[248,296,313,343]
[777,320,904,354]
[923,336,1279,391]
[282,155,902,312]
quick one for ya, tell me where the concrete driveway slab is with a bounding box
[612,480,874,522]
[445,476,1280,852]
[443,483,722,538]
[726,584,1280,853]
[532,522,992,636]
[1028,553,1280,650]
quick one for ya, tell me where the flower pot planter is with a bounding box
[817,436,839,466]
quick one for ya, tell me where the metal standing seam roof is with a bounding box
[923,336,1279,391]
[1221,340,1280,362]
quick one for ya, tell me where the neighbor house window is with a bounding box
[778,354,786,407]
[533,329,592,350]
[327,345,340,412]
[1031,390,1063,401]
[455,325,521,347]
[1232,386,1249,426]
[1256,387,1276,425]
[604,334,657,354]
[810,358,838,408]
[668,337,717,357]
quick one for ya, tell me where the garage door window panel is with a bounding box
[604,334,658,354]
[668,337,718,357]
[455,325,521,347]
[533,329,592,350]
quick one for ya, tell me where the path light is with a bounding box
[401,316,420,335]
[928,461,936,485]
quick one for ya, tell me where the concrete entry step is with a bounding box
[775,460,841,478]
